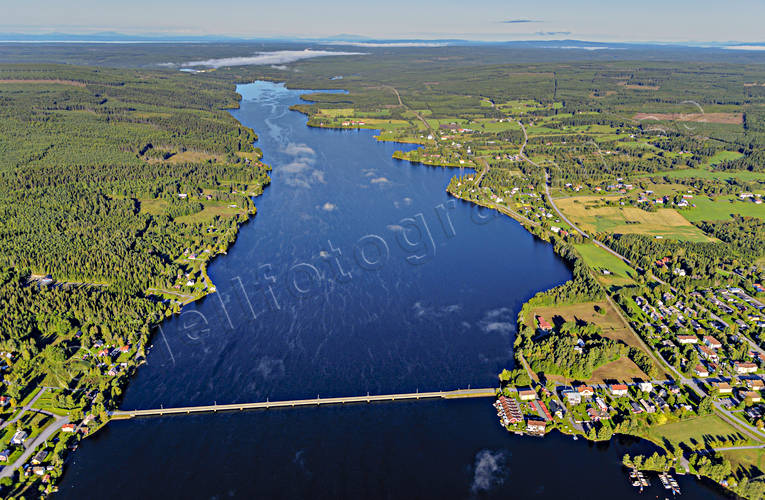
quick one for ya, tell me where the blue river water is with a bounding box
[56,81,726,499]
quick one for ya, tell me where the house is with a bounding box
[746,378,765,391]
[698,345,719,363]
[119,345,129,353]
[704,335,723,350]
[0,450,10,461]
[745,391,763,403]
[712,381,733,394]
[496,396,523,425]
[536,315,553,332]
[677,334,698,344]
[0,396,9,407]
[577,386,595,398]
[518,388,537,401]
[609,384,629,397]
[562,389,581,405]
[639,398,656,413]
[694,364,709,377]
[11,430,27,445]
[526,419,546,435]
[735,362,759,375]
[31,449,48,465]
[638,382,653,393]
[61,423,77,433]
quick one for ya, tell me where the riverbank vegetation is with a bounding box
[0,63,270,495]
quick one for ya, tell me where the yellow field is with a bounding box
[555,196,713,241]
[318,108,354,117]
[138,198,166,215]
[165,151,221,164]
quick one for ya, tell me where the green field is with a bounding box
[682,196,765,223]
[574,243,637,285]
[643,415,752,448]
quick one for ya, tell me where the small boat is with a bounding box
[659,472,671,489]
[668,475,681,495]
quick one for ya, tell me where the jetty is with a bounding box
[111,388,496,418]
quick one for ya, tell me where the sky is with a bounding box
[4,0,765,43]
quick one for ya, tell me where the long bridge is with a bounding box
[112,388,497,418]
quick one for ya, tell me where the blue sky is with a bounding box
[4,0,765,43]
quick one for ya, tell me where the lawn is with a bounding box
[681,196,765,223]
[529,300,648,351]
[574,243,637,286]
[175,202,250,224]
[644,415,752,449]
[721,448,765,478]
[556,196,713,241]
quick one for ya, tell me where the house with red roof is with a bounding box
[536,315,552,332]
[609,384,629,397]
[694,364,709,377]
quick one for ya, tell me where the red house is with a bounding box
[536,315,553,331]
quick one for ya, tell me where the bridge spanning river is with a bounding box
[112,388,497,418]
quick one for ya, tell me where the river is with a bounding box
[56,81,726,498]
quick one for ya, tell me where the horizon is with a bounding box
[4,0,765,45]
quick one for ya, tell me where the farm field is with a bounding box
[555,196,713,241]
[681,196,765,223]
[574,243,637,287]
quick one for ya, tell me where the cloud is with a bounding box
[482,322,514,334]
[412,301,463,319]
[501,19,541,24]
[283,143,316,156]
[725,45,765,51]
[179,49,364,68]
[370,176,391,184]
[387,224,405,232]
[479,308,515,335]
[255,356,285,380]
[281,159,314,174]
[280,142,325,188]
[323,41,448,48]
[535,31,572,36]
[393,196,413,208]
[470,450,508,494]
[321,202,337,212]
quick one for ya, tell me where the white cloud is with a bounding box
[471,450,508,493]
[482,322,514,334]
[725,45,765,51]
[370,176,390,184]
[322,41,448,48]
[321,202,337,211]
[180,49,364,68]
[284,143,316,156]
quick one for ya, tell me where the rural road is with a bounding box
[0,388,47,431]
[0,416,69,479]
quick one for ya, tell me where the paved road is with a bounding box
[0,388,47,431]
[714,444,765,452]
[0,416,69,479]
